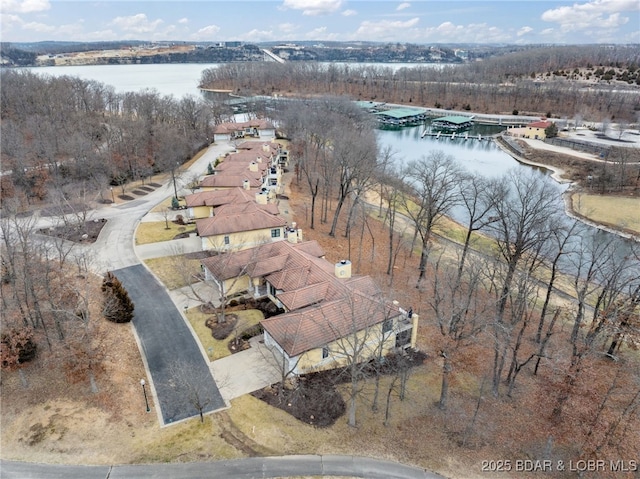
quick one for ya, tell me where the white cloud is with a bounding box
[110,13,163,34]
[21,20,55,33]
[191,24,220,40]
[397,2,411,11]
[355,17,419,40]
[281,0,343,16]
[1,0,50,14]
[178,18,188,25]
[541,0,637,33]
[278,22,299,33]
[517,26,533,36]
[242,28,276,42]
[418,21,511,43]
[342,9,357,16]
[305,26,339,40]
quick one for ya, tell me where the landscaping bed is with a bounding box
[38,218,107,243]
[251,349,427,427]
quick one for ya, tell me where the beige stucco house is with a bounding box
[201,241,418,375]
[212,119,276,142]
[524,120,552,139]
[184,187,264,220]
[195,201,287,252]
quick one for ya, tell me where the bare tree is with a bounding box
[486,169,560,396]
[403,151,463,286]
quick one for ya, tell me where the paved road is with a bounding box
[114,264,226,424]
[0,455,447,479]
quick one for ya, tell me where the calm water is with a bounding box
[28,63,556,180]
[28,63,221,98]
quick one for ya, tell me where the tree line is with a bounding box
[276,97,640,463]
[0,69,233,208]
[200,44,640,121]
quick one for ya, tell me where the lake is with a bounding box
[27,63,556,183]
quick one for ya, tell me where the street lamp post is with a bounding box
[140,379,150,412]
[110,187,115,204]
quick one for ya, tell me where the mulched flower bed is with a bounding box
[38,218,107,243]
[251,349,428,427]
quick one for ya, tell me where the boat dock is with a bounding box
[421,130,488,141]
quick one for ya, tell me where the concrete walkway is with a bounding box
[135,235,202,260]
[210,335,282,402]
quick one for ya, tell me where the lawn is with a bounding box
[185,307,264,361]
[572,192,640,235]
[135,221,196,244]
[144,255,202,290]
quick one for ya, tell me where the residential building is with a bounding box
[201,241,418,375]
[524,120,552,139]
[213,119,276,142]
[196,201,287,252]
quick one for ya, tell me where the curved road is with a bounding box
[0,455,447,479]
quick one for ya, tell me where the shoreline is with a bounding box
[493,135,640,242]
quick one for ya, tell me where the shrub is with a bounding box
[1,327,37,370]
[101,272,135,323]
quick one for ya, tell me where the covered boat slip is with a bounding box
[374,107,429,125]
[430,115,475,130]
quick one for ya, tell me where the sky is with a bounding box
[1,0,639,45]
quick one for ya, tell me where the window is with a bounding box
[382,318,393,334]
[322,346,329,359]
[271,228,281,238]
[223,235,230,245]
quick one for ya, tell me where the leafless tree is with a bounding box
[403,151,463,286]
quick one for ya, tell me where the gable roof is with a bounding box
[184,187,257,208]
[196,203,285,237]
[262,292,399,357]
[201,239,401,358]
[235,140,280,153]
[528,120,552,129]
[199,174,263,189]
[213,119,275,134]
[201,240,325,281]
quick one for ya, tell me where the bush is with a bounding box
[240,324,264,341]
[1,327,37,370]
[101,272,135,323]
[512,109,519,115]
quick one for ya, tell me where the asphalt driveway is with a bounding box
[114,264,226,424]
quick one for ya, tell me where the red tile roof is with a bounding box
[201,239,401,357]
[212,119,275,134]
[262,293,400,357]
[184,187,257,208]
[199,174,262,189]
[196,203,285,237]
[527,120,552,129]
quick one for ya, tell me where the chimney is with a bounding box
[334,260,351,279]
[242,179,250,190]
[256,156,263,163]
[255,191,267,204]
[249,162,258,172]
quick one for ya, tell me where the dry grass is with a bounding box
[572,192,640,235]
[144,255,202,290]
[185,308,263,361]
[135,221,196,245]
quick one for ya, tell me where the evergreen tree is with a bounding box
[545,122,559,138]
[101,272,135,323]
